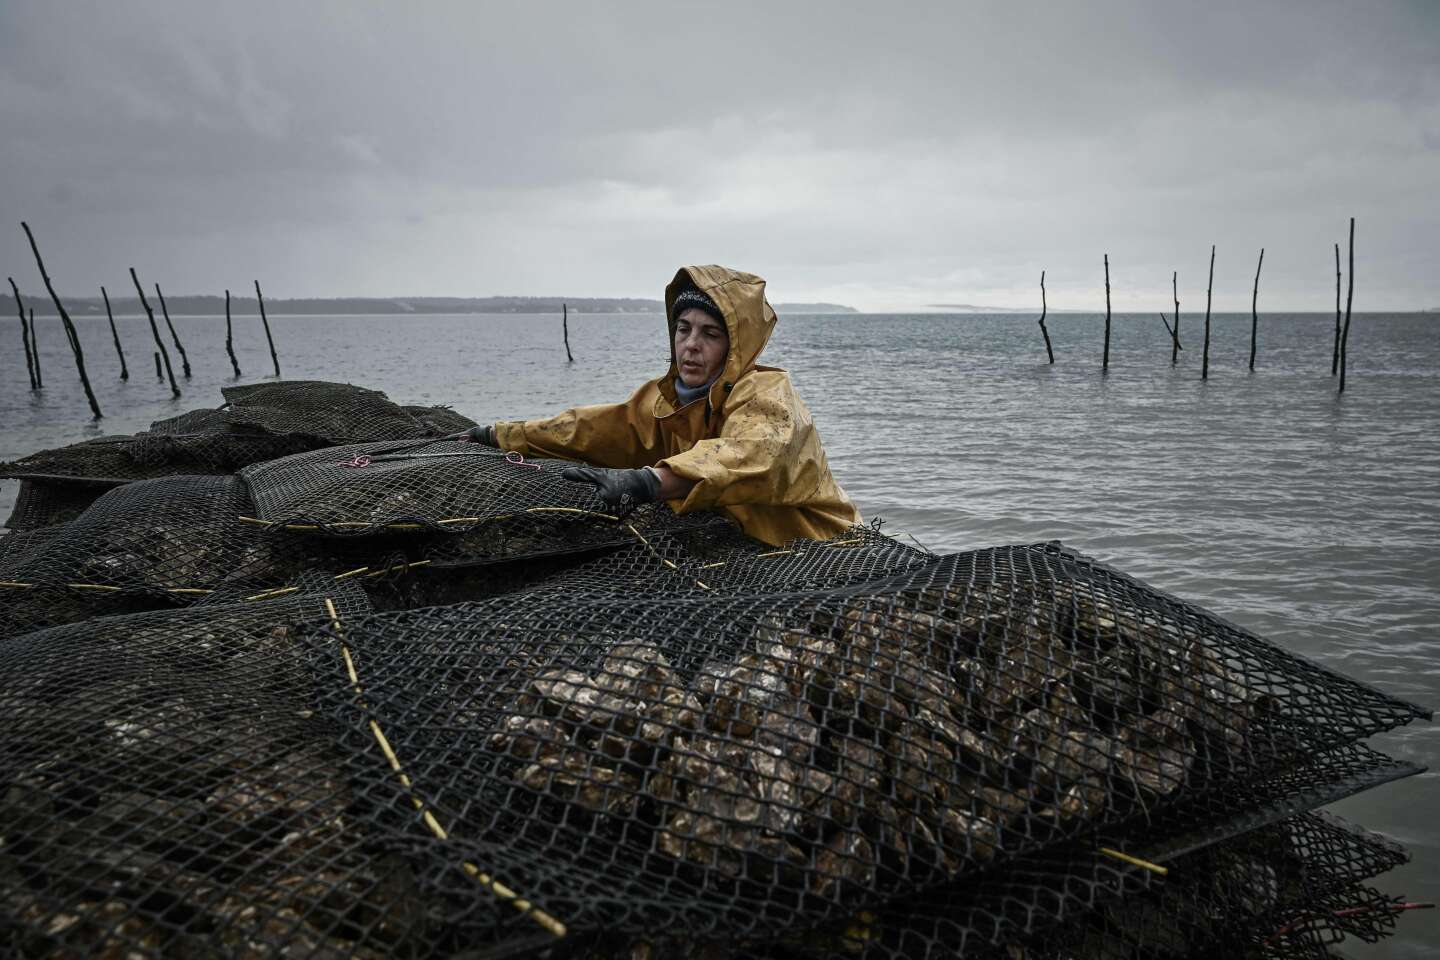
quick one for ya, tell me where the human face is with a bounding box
[674,307,729,388]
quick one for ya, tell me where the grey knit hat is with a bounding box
[671,287,725,324]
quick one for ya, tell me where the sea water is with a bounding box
[2,309,1437,956]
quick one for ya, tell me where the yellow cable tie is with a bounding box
[245,585,299,602]
[698,561,728,570]
[755,549,797,559]
[66,583,122,592]
[329,598,565,939]
[362,560,431,579]
[1098,847,1169,876]
[0,581,36,589]
[332,566,373,581]
[164,587,214,596]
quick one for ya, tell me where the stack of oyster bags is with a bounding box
[0,381,1429,958]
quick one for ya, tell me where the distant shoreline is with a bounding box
[0,294,857,317]
[3,294,1431,318]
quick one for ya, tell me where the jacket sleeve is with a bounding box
[492,383,660,469]
[657,373,827,512]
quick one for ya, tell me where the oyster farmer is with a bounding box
[455,265,859,545]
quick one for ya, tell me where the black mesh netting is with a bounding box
[219,381,442,444]
[290,542,1429,954]
[0,524,1430,957]
[0,381,470,494]
[0,598,1420,960]
[402,404,478,437]
[992,812,1413,960]
[3,479,108,532]
[240,440,637,535]
[0,468,782,637]
[0,475,425,637]
[0,580,451,959]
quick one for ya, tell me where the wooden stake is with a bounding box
[29,301,42,388]
[21,223,102,419]
[562,302,574,363]
[1249,247,1264,372]
[1159,312,1182,351]
[1171,270,1180,366]
[224,289,242,377]
[255,279,280,377]
[1339,218,1355,393]
[9,278,37,390]
[1102,254,1111,374]
[1332,243,1342,376]
[154,351,162,379]
[130,267,180,398]
[101,285,128,380]
[1202,245,1215,381]
[1038,270,1054,363]
[153,282,191,378]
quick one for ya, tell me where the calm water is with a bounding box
[3,309,1437,955]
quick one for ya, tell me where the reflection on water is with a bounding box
[2,309,1437,956]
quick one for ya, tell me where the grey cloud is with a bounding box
[0,0,1436,310]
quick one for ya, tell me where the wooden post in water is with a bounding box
[154,283,191,378]
[1159,312,1182,351]
[1332,243,1342,376]
[1202,245,1215,381]
[1339,218,1355,394]
[131,268,180,398]
[9,278,37,390]
[101,285,128,380]
[1171,271,1180,366]
[154,351,162,379]
[22,223,103,419]
[29,301,42,388]
[254,280,280,377]
[562,302,574,362]
[1102,255,1112,374]
[1249,248,1264,372]
[1038,271,1054,363]
[224,289,242,377]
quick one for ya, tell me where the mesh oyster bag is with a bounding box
[241,440,655,535]
[998,812,1414,960]
[450,520,938,597]
[0,474,429,637]
[415,502,735,571]
[559,743,1422,959]
[218,380,439,443]
[298,543,1429,952]
[402,404,478,437]
[3,479,109,532]
[0,580,468,959]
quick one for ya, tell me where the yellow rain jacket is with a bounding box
[493,265,860,545]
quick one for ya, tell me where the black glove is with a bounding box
[449,424,497,446]
[562,465,662,509]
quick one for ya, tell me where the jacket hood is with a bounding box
[662,265,778,412]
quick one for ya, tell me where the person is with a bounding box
[457,265,859,546]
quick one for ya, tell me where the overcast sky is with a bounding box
[2,1,1436,311]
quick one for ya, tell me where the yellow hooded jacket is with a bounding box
[493,265,860,546]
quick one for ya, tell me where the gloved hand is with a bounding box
[562,465,662,509]
[449,424,498,446]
